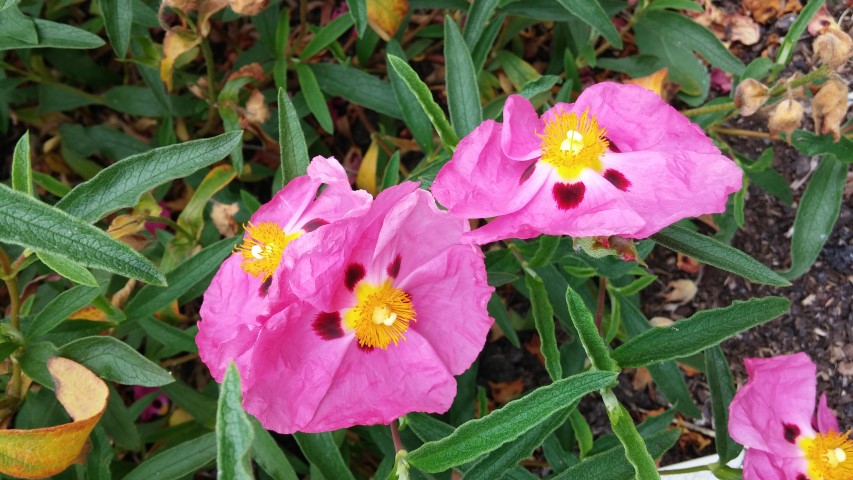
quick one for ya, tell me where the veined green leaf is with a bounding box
[12,131,32,195]
[603,391,660,480]
[309,63,403,119]
[251,418,299,480]
[444,16,482,138]
[791,130,853,162]
[60,336,174,386]
[386,41,435,153]
[528,235,561,269]
[99,0,133,58]
[123,433,216,480]
[463,0,499,48]
[346,0,368,37]
[162,380,217,428]
[301,13,354,59]
[555,0,622,48]
[566,286,618,372]
[36,252,98,287]
[526,273,562,381]
[553,429,680,480]
[0,184,165,285]
[217,364,254,480]
[296,63,334,133]
[32,171,70,198]
[278,88,310,185]
[611,297,790,368]
[294,433,356,480]
[705,346,742,464]
[27,285,102,339]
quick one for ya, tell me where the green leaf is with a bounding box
[60,335,175,386]
[387,55,459,151]
[278,88,310,185]
[603,391,660,480]
[406,413,455,443]
[519,75,561,99]
[783,156,847,280]
[56,132,241,223]
[746,167,792,206]
[103,384,141,450]
[528,235,561,269]
[791,129,853,163]
[301,13,354,59]
[406,370,617,472]
[138,316,198,354]
[18,341,59,388]
[487,293,520,348]
[705,346,742,464]
[381,151,401,190]
[36,252,98,287]
[570,408,593,458]
[495,50,540,91]
[463,0,499,48]
[12,131,32,195]
[554,429,680,480]
[309,63,403,119]
[386,41,435,153]
[775,0,825,69]
[123,432,216,480]
[632,17,708,100]
[346,0,368,37]
[646,0,704,11]
[125,237,237,319]
[555,0,622,49]
[99,0,132,58]
[217,364,254,480]
[470,12,504,73]
[0,18,105,50]
[526,273,562,381]
[296,63,334,133]
[27,285,102,339]
[32,171,70,197]
[0,0,22,14]
[250,417,299,480]
[611,297,790,368]
[444,16,482,138]
[294,433,356,480]
[162,380,217,428]
[566,286,617,372]
[651,224,790,286]
[0,183,165,285]
[0,8,37,47]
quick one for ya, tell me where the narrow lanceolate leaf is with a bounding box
[387,55,459,151]
[217,364,254,480]
[611,297,790,368]
[125,237,237,319]
[555,0,622,49]
[444,16,482,138]
[783,156,846,280]
[309,63,403,119]
[553,429,680,480]
[123,433,216,480]
[346,0,368,37]
[386,41,435,153]
[528,236,561,269]
[462,0,499,48]
[56,132,241,223]
[37,252,98,287]
[27,285,102,339]
[300,13,354,59]
[651,225,790,286]
[296,63,334,133]
[60,336,174,386]
[250,418,299,480]
[12,131,32,195]
[278,88,309,185]
[294,433,356,480]
[99,0,132,58]
[604,395,660,480]
[0,184,165,286]
[705,346,742,464]
[775,0,825,68]
[566,286,618,372]
[406,371,617,472]
[526,273,562,381]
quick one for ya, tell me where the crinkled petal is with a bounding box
[500,95,544,161]
[432,120,547,219]
[816,394,840,433]
[729,353,817,458]
[601,149,742,238]
[742,449,808,480]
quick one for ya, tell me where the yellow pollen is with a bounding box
[344,280,415,349]
[799,430,853,480]
[234,221,301,281]
[539,109,609,181]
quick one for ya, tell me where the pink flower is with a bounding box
[728,353,852,480]
[431,83,743,244]
[196,156,371,384]
[240,182,493,433]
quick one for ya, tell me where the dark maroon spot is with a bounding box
[796,475,808,480]
[783,424,800,444]
[605,137,621,153]
[811,416,819,432]
[258,277,272,297]
[313,312,344,340]
[552,182,585,210]
[357,342,375,353]
[603,169,631,191]
[387,255,402,278]
[301,218,328,232]
[344,263,366,291]
[519,163,536,184]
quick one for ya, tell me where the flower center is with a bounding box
[539,109,609,181]
[799,430,853,480]
[234,221,301,280]
[344,280,415,349]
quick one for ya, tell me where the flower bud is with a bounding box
[734,78,770,116]
[767,99,804,142]
[812,79,849,142]
[813,27,853,70]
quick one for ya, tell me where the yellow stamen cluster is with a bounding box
[234,221,301,281]
[799,430,853,480]
[344,280,415,349]
[538,109,609,181]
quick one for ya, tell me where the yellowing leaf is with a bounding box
[160,28,201,91]
[624,68,671,100]
[356,139,379,196]
[0,358,108,479]
[107,193,163,239]
[367,0,409,41]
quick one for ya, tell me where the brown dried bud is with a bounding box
[767,99,804,142]
[812,79,849,142]
[813,26,853,70]
[229,0,269,15]
[734,78,770,116]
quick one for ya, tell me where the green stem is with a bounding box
[659,464,713,475]
[1,249,25,401]
[681,101,736,118]
[197,39,220,136]
[390,419,404,452]
[594,276,606,334]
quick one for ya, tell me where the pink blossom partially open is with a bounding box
[241,182,493,433]
[196,156,371,383]
[431,83,743,244]
[728,353,852,480]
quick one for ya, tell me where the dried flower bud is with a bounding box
[767,99,804,142]
[813,26,853,70]
[734,78,770,116]
[229,0,269,15]
[812,79,849,142]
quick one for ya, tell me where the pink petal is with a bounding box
[500,95,545,161]
[742,449,808,480]
[432,120,547,219]
[729,353,817,458]
[816,394,840,433]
